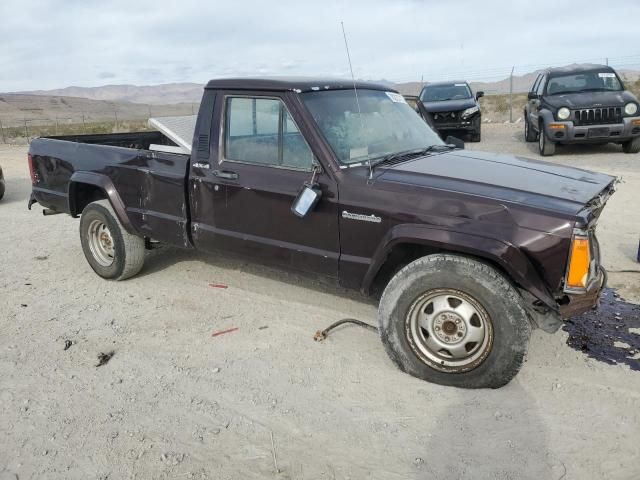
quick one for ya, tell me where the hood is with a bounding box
[544,90,638,109]
[378,150,615,217]
[420,97,477,112]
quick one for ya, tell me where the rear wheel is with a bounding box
[538,122,556,156]
[378,254,530,389]
[79,200,145,280]
[470,130,481,142]
[622,137,640,154]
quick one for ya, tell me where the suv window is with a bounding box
[546,71,623,95]
[536,75,546,96]
[224,97,314,170]
[530,74,542,94]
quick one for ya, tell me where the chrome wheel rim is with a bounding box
[87,219,115,267]
[405,289,493,372]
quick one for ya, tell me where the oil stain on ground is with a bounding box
[563,288,640,371]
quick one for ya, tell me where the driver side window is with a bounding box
[224,97,314,170]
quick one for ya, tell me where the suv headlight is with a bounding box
[557,107,571,120]
[461,106,479,119]
[624,102,638,116]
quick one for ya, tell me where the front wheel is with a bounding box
[622,137,640,154]
[79,200,145,280]
[538,122,556,156]
[378,254,530,389]
[524,115,537,142]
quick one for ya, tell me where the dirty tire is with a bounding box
[524,115,537,142]
[0,183,4,200]
[378,254,530,389]
[622,136,640,154]
[470,130,481,142]
[538,122,556,156]
[80,200,145,280]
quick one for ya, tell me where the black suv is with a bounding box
[524,64,640,156]
[415,81,484,142]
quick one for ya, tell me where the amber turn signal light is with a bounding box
[566,236,591,290]
[549,124,566,130]
[632,119,640,126]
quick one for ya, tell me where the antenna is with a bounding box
[340,21,371,179]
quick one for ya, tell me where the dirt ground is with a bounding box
[1,125,639,480]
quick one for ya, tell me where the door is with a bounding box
[189,92,340,277]
[530,75,546,129]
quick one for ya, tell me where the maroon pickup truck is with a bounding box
[28,77,615,389]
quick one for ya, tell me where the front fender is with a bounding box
[363,223,556,309]
[69,171,136,234]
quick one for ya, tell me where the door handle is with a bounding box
[213,170,238,180]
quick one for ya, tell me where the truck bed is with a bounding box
[29,131,192,248]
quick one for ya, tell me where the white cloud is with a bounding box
[1,0,639,91]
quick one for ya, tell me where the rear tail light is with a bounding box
[28,154,37,184]
[565,233,591,292]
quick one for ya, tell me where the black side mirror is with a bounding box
[445,135,465,149]
[476,91,484,100]
[291,182,322,218]
[528,92,538,100]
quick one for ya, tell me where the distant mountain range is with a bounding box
[16,83,205,105]
[7,67,640,105]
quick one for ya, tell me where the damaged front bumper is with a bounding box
[559,266,607,318]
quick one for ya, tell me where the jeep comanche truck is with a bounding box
[28,77,615,389]
[525,64,640,156]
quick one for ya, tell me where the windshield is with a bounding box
[301,89,443,165]
[546,72,622,95]
[420,84,472,102]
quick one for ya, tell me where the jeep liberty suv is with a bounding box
[524,64,640,156]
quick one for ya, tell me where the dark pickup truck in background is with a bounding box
[411,81,484,142]
[28,77,615,389]
[524,64,640,156]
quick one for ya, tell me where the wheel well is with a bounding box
[369,242,519,298]
[70,182,108,216]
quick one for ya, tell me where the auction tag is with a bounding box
[385,91,407,103]
[598,72,616,78]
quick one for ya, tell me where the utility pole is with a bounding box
[55,116,59,136]
[114,110,118,129]
[81,112,86,133]
[23,119,29,140]
[509,66,515,123]
[606,57,609,66]
[0,118,5,143]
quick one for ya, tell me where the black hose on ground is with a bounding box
[314,318,378,342]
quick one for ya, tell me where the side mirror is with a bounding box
[445,135,465,149]
[528,92,538,100]
[291,182,322,218]
[476,91,484,100]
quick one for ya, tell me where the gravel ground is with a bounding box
[0,125,639,480]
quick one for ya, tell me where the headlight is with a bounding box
[557,107,571,120]
[461,106,479,119]
[624,102,638,116]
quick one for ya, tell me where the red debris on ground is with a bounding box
[211,327,239,338]
[208,283,228,289]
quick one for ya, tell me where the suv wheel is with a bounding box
[622,137,640,154]
[470,130,481,142]
[524,115,537,142]
[538,122,556,156]
[378,254,530,389]
[79,200,145,280]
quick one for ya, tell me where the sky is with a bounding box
[2,0,640,92]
